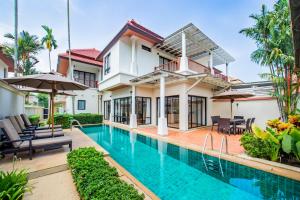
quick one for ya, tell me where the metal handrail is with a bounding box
[218,135,228,160]
[202,132,213,156]
[70,119,83,130]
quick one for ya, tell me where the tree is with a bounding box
[240,0,300,121]
[37,93,49,108]
[41,25,58,71]
[2,31,43,75]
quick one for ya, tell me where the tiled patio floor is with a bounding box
[136,126,244,155]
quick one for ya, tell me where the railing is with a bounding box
[188,59,210,74]
[154,60,179,72]
[213,73,228,81]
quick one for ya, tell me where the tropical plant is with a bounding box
[0,170,30,200]
[240,0,300,121]
[41,25,57,71]
[248,115,300,162]
[2,31,43,75]
[37,93,49,108]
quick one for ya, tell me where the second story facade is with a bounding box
[97,20,234,91]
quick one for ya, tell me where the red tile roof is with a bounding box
[97,19,164,60]
[0,47,14,72]
[59,48,102,66]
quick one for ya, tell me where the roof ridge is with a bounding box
[128,19,163,40]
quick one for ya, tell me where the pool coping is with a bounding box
[76,127,159,200]
[105,122,300,182]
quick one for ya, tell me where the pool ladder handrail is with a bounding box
[202,132,213,156]
[70,119,83,130]
[218,135,228,160]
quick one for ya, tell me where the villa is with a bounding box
[57,19,279,134]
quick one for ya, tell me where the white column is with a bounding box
[158,75,168,136]
[209,52,214,75]
[179,31,189,73]
[130,85,137,128]
[179,85,189,131]
[109,96,114,122]
[130,37,137,75]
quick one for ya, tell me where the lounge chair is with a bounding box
[7,116,64,139]
[20,114,62,130]
[0,119,72,160]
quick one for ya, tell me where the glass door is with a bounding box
[157,95,180,128]
[188,95,207,129]
[136,97,151,125]
[103,100,111,120]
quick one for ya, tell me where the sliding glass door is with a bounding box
[114,97,131,124]
[103,100,111,120]
[157,95,180,128]
[188,95,207,128]
[136,97,151,125]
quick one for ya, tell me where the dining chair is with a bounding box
[211,116,220,131]
[236,118,251,133]
[217,118,233,134]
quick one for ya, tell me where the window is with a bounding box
[74,70,96,88]
[3,67,7,78]
[159,56,171,65]
[77,100,86,110]
[141,45,151,52]
[104,53,111,75]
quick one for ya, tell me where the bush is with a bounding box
[240,132,280,161]
[53,114,72,129]
[28,114,40,126]
[73,113,103,125]
[0,170,30,200]
[67,147,144,200]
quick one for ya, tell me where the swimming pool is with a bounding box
[81,125,300,200]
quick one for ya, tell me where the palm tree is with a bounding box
[2,31,43,75]
[240,0,299,120]
[41,25,58,71]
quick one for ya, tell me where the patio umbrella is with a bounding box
[2,72,88,135]
[211,90,254,118]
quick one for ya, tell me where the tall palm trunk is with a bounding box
[48,50,52,72]
[14,0,18,77]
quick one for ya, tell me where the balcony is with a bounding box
[74,78,98,88]
[154,59,228,81]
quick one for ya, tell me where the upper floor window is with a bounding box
[159,56,171,65]
[3,67,7,78]
[104,53,111,75]
[74,70,97,88]
[141,45,151,52]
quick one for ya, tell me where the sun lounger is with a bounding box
[7,116,64,139]
[0,119,72,160]
[20,113,62,130]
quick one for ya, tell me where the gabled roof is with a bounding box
[97,19,163,60]
[0,46,14,72]
[57,48,102,76]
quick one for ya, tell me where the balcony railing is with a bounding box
[154,60,179,72]
[213,73,228,81]
[188,59,210,74]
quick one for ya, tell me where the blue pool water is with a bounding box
[81,125,300,200]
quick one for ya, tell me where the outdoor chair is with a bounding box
[20,114,62,130]
[250,118,255,132]
[211,116,220,131]
[7,116,64,139]
[234,116,244,125]
[0,119,72,160]
[236,118,252,133]
[217,118,233,134]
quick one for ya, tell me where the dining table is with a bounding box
[230,119,245,134]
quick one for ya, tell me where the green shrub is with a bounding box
[67,147,144,200]
[0,170,30,200]
[240,132,280,161]
[73,113,103,125]
[53,114,72,129]
[28,114,40,126]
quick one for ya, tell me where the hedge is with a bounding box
[52,113,103,129]
[67,147,144,200]
[28,114,40,126]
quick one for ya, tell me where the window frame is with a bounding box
[104,53,111,75]
[74,70,96,88]
[77,100,86,110]
[141,45,151,52]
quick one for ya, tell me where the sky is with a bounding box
[0,0,276,82]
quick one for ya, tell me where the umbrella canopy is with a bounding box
[211,90,254,118]
[19,87,77,96]
[2,72,88,135]
[3,72,87,90]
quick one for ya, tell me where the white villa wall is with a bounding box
[0,81,25,119]
[212,99,280,127]
[103,41,120,80]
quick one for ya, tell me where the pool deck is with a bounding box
[0,128,158,200]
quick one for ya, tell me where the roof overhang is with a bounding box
[130,69,231,88]
[155,23,235,66]
[289,0,300,71]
